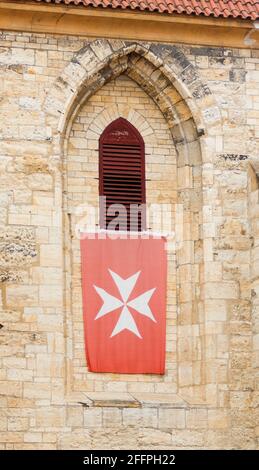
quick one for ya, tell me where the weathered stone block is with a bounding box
[102,407,122,427]
[139,428,172,446]
[40,245,62,267]
[208,409,229,430]
[8,417,29,432]
[186,409,208,430]
[6,285,38,308]
[83,408,103,428]
[35,408,65,428]
[158,408,185,430]
[171,430,204,447]
[0,381,22,398]
[23,383,51,400]
[66,406,83,427]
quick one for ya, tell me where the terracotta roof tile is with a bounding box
[34,0,259,21]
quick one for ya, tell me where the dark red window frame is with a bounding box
[99,117,146,231]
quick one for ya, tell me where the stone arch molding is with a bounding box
[44,39,222,165]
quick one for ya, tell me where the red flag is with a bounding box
[80,236,167,374]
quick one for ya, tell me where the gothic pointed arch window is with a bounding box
[99,117,146,231]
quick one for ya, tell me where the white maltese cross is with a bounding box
[94,269,156,338]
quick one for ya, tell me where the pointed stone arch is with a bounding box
[44,39,222,164]
[45,39,223,405]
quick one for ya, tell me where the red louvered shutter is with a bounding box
[99,118,146,231]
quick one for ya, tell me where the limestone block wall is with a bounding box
[0,31,258,449]
[248,165,259,447]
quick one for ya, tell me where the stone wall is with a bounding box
[0,30,258,449]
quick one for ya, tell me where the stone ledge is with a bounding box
[66,392,189,408]
[84,392,140,408]
[132,393,187,408]
[66,391,216,409]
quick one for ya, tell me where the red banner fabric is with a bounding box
[80,236,167,374]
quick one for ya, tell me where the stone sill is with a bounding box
[68,392,189,409]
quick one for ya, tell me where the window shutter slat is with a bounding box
[99,118,146,231]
